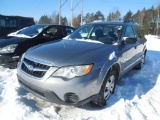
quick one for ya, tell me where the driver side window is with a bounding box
[46,26,62,37]
[47,27,58,35]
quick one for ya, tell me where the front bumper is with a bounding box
[17,65,100,106]
[18,78,97,106]
[0,54,20,68]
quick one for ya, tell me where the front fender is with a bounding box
[96,56,118,92]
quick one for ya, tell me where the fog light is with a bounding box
[64,93,79,103]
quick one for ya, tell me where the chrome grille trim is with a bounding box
[25,56,53,67]
[21,56,53,78]
[23,61,48,72]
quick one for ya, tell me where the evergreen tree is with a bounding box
[123,10,133,21]
[142,6,158,34]
[133,10,140,23]
[140,8,146,27]
[115,10,121,20]
[156,4,160,35]
[85,13,94,23]
[62,17,68,25]
[38,15,52,24]
[107,12,112,21]
[151,5,157,34]
[94,11,105,21]
[107,10,121,21]
[143,9,152,34]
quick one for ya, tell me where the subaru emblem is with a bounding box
[27,65,34,71]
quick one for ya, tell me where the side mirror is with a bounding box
[123,37,137,44]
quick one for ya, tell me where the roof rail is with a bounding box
[93,20,103,22]
[124,20,134,23]
[124,20,139,25]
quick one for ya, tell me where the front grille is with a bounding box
[21,57,50,78]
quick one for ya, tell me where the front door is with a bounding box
[121,25,138,72]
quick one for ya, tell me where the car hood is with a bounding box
[0,36,29,47]
[25,39,113,67]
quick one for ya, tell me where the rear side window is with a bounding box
[124,26,135,38]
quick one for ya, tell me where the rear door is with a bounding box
[133,26,147,59]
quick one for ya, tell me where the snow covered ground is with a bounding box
[0,35,160,120]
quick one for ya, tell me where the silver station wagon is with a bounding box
[17,21,147,107]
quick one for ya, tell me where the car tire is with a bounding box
[134,52,146,70]
[93,68,118,107]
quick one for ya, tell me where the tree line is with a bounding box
[38,4,160,35]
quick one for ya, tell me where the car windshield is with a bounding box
[69,24,123,44]
[17,25,47,37]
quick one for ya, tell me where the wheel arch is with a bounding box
[144,49,147,56]
[93,62,120,106]
[143,45,147,56]
[97,61,121,92]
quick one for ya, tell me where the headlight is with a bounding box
[52,64,93,79]
[0,44,18,53]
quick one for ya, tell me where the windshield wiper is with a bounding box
[71,38,104,44]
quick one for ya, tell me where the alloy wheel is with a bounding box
[104,75,115,100]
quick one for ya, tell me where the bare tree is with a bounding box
[50,12,57,24]
[72,14,81,28]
